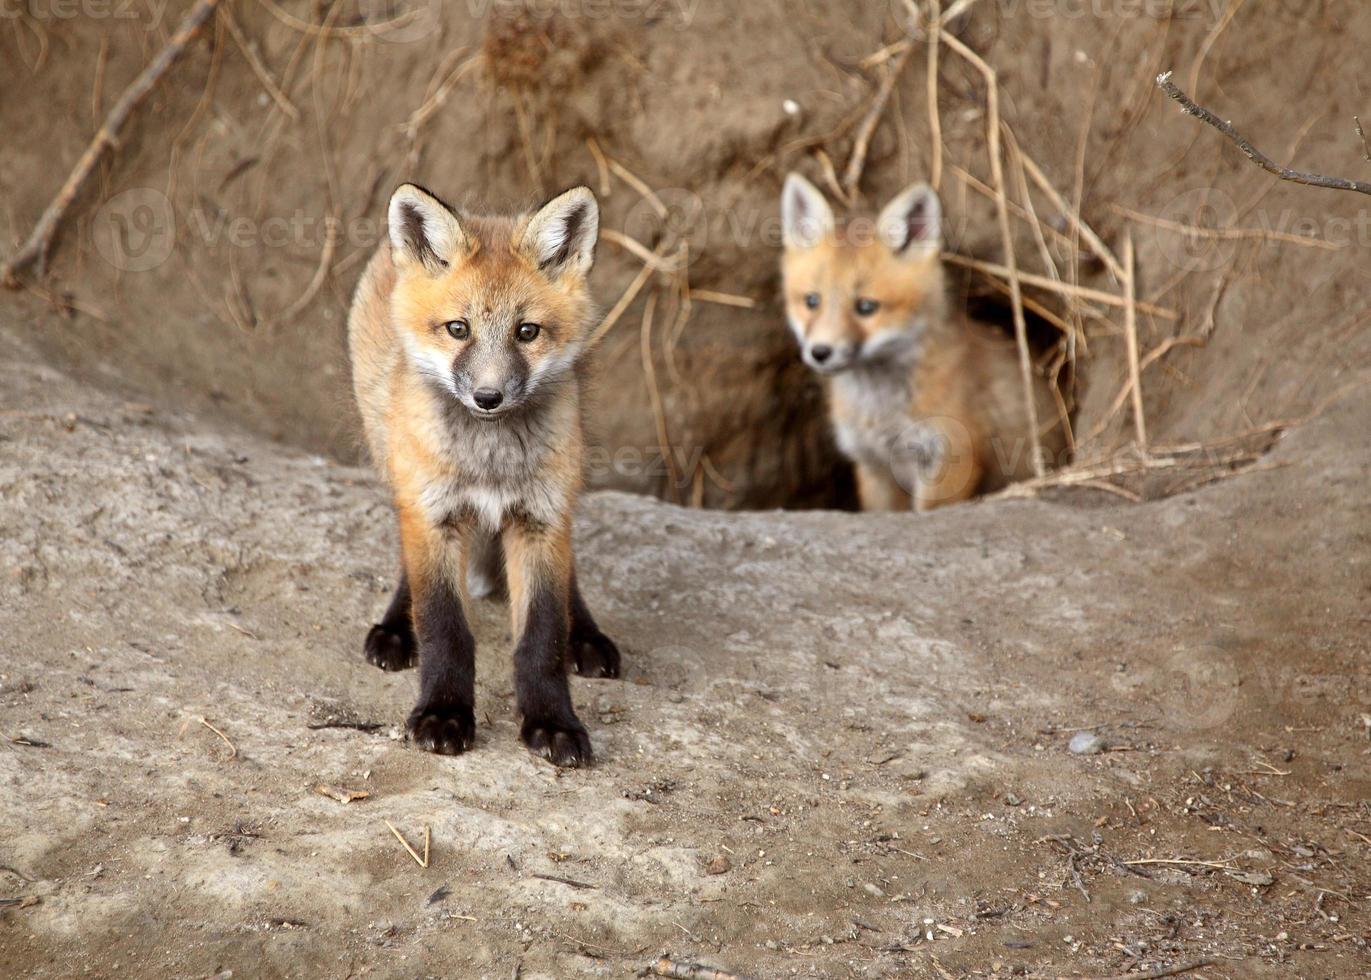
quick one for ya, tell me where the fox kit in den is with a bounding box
[780,174,1065,511]
[348,183,620,768]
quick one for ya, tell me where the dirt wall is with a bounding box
[1,0,1368,507]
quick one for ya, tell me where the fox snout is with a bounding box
[803,337,859,373]
[452,342,530,419]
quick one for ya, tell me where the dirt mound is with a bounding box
[2,2,1369,510]
[2,318,1370,978]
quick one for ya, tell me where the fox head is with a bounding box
[386,183,599,419]
[780,173,945,375]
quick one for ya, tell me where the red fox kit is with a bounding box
[780,174,1065,511]
[348,183,619,767]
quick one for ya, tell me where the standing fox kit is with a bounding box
[349,183,619,768]
[780,174,1064,511]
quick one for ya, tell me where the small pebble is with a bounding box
[1128,890,1147,905]
[705,856,731,875]
[1069,732,1107,755]
[1004,793,1023,807]
[863,883,886,898]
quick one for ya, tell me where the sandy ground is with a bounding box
[1,325,1368,979]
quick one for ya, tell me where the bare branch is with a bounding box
[1156,72,1371,197]
[842,42,915,202]
[1,0,222,288]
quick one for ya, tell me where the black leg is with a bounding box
[364,570,417,671]
[406,569,477,755]
[506,521,591,767]
[568,570,620,679]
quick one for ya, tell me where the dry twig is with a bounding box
[940,30,1045,476]
[2,0,221,287]
[1187,0,1245,96]
[259,0,416,39]
[1122,233,1147,448]
[688,289,756,309]
[1157,73,1371,197]
[190,715,237,760]
[589,249,665,345]
[1111,203,1338,250]
[384,820,430,869]
[605,155,667,217]
[1086,336,1205,444]
[601,230,681,271]
[943,253,1177,319]
[842,41,915,202]
[586,138,613,197]
[926,0,943,190]
[268,213,340,328]
[221,5,298,120]
[401,51,479,142]
[1017,151,1125,281]
[640,292,681,500]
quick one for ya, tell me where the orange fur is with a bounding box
[347,184,617,766]
[780,174,1065,511]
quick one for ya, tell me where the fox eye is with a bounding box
[516,322,541,343]
[445,320,470,340]
[854,298,880,316]
[803,292,821,310]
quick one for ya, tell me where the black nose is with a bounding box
[473,388,503,411]
[810,344,833,363]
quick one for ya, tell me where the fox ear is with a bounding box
[781,173,835,249]
[878,183,941,257]
[520,186,599,279]
[388,184,468,273]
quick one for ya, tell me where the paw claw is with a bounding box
[406,704,475,755]
[520,717,592,768]
[570,630,621,679]
[365,623,416,671]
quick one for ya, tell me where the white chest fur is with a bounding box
[411,393,576,531]
[831,369,913,468]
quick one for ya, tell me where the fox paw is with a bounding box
[365,623,416,671]
[406,703,476,755]
[570,629,621,679]
[521,715,592,768]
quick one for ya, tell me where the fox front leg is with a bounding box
[399,508,477,755]
[364,568,417,671]
[504,516,593,767]
[568,568,621,679]
[854,463,912,512]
